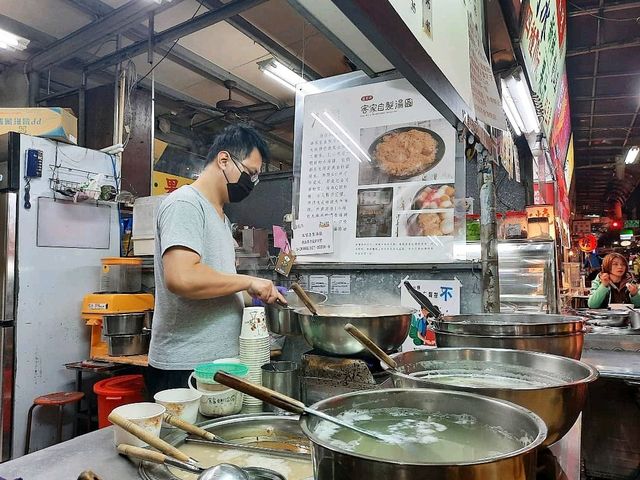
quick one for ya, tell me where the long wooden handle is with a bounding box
[344,323,398,369]
[108,411,192,463]
[291,283,318,315]
[214,371,306,414]
[117,444,168,465]
[163,413,220,442]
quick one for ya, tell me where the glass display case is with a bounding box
[467,239,559,313]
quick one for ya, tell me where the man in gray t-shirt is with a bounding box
[145,125,285,397]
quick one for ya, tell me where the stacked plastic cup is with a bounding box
[239,307,270,410]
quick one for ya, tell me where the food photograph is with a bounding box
[356,188,393,238]
[396,211,455,237]
[358,121,450,185]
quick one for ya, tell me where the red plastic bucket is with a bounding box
[93,374,145,428]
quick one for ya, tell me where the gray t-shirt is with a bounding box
[149,185,243,370]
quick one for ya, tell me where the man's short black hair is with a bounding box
[206,124,270,164]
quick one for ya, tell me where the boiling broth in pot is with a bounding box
[313,407,530,463]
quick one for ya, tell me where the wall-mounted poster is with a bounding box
[295,78,458,263]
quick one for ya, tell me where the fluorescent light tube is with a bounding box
[259,58,306,91]
[262,69,297,92]
[0,28,29,51]
[625,146,639,165]
[501,70,540,135]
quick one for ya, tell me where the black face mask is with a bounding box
[225,171,254,203]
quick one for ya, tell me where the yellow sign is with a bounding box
[152,170,194,196]
[152,138,194,195]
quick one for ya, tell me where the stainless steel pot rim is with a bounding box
[433,329,586,339]
[439,314,586,326]
[293,304,416,317]
[299,388,547,467]
[384,347,599,390]
[271,290,328,311]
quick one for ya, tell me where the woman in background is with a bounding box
[588,253,640,308]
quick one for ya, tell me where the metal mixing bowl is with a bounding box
[295,305,413,356]
[107,331,150,356]
[300,388,547,480]
[266,290,327,335]
[383,348,598,446]
[102,313,146,336]
[433,313,585,336]
[433,329,584,359]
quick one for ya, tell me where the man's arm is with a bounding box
[163,246,284,304]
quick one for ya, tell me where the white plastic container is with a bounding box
[154,388,201,427]
[111,402,165,447]
[188,373,243,417]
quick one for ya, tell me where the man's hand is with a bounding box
[247,277,286,304]
[600,273,611,287]
[628,283,639,296]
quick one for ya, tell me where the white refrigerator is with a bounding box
[0,133,120,459]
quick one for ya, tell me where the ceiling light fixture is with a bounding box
[0,28,29,51]
[258,59,306,92]
[625,146,639,165]
[501,68,540,136]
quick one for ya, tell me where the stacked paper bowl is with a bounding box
[239,307,270,410]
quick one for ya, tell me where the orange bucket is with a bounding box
[93,374,145,428]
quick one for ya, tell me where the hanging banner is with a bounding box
[466,1,507,130]
[550,69,571,174]
[296,78,458,263]
[520,0,567,138]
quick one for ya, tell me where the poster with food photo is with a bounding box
[358,120,453,186]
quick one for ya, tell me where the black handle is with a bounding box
[404,281,442,319]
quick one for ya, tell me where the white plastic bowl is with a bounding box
[154,388,201,427]
[111,402,165,447]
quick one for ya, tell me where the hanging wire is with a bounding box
[568,1,640,23]
[134,0,206,88]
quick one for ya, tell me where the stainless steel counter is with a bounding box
[0,426,138,480]
[582,348,640,380]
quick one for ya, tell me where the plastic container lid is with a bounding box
[93,374,145,395]
[101,257,143,266]
[194,363,249,384]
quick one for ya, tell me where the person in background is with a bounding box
[588,252,640,308]
[145,124,286,397]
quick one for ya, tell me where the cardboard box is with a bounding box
[0,107,78,144]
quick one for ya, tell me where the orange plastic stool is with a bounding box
[24,391,84,455]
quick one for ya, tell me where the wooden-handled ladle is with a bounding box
[214,371,388,442]
[108,411,197,465]
[116,444,249,480]
[290,283,318,316]
[164,413,311,459]
[344,323,399,372]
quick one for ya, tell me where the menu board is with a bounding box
[295,78,458,264]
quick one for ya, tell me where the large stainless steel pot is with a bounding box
[382,348,598,446]
[433,313,585,336]
[295,305,413,356]
[102,313,146,335]
[299,388,547,480]
[266,290,327,335]
[433,329,584,359]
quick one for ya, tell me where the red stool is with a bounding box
[24,391,84,455]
